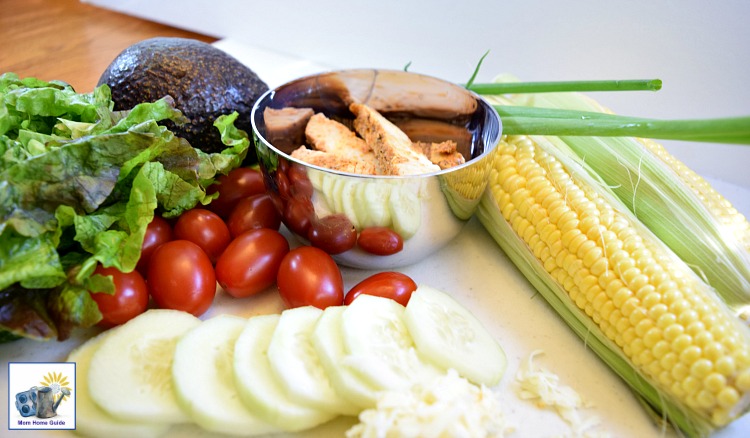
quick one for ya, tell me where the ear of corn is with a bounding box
[483,87,750,322]
[476,132,750,436]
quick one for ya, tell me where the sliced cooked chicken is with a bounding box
[290,146,377,175]
[412,140,465,170]
[350,103,441,176]
[305,113,377,165]
[263,107,315,151]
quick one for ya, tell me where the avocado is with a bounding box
[98,37,269,162]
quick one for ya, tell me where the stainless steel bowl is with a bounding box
[251,69,501,269]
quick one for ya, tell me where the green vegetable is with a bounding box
[0,72,251,341]
[497,106,750,144]
[467,78,662,94]
[466,76,748,144]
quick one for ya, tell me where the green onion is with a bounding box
[462,78,749,144]
[468,79,662,94]
[498,110,750,144]
[464,50,491,90]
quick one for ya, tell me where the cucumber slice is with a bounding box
[172,314,278,436]
[318,172,337,212]
[360,183,392,228]
[404,285,507,386]
[67,329,170,438]
[310,306,379,410]
[88,309,200,424]
[388,186,420,239]
[339,180,361,229]
[233,314,336,431]
[341,295,441,391]
[267,306,357,415]
[330,178,348,214]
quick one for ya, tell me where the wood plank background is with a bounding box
[0,0,216,92]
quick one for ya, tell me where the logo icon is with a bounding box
[8,363,76,431]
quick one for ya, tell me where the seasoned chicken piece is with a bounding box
[290,146,377,175]
[394,118,473,157]
[305,113,377,165]
[350,103,441,176]
[412,140,465,170]
[264,107,315,152]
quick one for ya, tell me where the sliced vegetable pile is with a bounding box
[67,284,507,437]
[0,72,250,340]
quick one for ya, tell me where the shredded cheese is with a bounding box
[515,350,607,438]
[346,369,514,438]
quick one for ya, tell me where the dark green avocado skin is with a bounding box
[98,37,268,162]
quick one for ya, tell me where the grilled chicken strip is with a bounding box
[350,103,440,176]
[290,146,377,175]
[305,113,377,165]
[412,140,465,170]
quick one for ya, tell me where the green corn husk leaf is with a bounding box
[481,84,750,322]
[477,133,750,437]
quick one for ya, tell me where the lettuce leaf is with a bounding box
[0,73,250,340]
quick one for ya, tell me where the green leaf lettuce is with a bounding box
[0,73,250,340]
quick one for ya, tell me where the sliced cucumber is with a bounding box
[88,309,200,424]
[310,306,379,410]
[67,329,170,438]
[404,285,507,386]
[172,314,278,436]
[341,294,441,392]
[306,168,325,192]
[328,178,344,214]
[318,171,338,213]
[360,183,392,228]
[388,186,420,239]
[267,306,358,415]
[339,180,361,229]
[233,314,336,431]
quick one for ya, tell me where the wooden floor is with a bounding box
[0,0,216,92]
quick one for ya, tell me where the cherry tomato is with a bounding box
[287,164,313,198]
[215,229,290,298]
[308,214,357,255]
[357,227,404,256]
[173,208,231,263]
[147,240,216,316]
[136,216,173,276]
[226,193,282,237]
[277,246,344,309]
[283,196,315,236]
[275,171,291,199]
[277,158,290,176]
[207,167,266,218]
[344,271,417,307]
[90,265,149,328]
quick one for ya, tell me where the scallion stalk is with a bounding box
[498,111,750,144]
[467,79,662,94]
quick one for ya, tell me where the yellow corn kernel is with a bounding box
[680,346,703,365]
[717,387,740,408]
[660,352,678,370]
[704,373,727,394]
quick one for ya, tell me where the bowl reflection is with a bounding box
[251,69,501,269]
